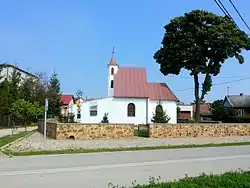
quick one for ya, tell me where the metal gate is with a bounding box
[137,124,150,138]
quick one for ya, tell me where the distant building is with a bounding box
[60,95,75,117]
[223,93,250,118]
[177,102,212,122]
[0,63,38,82]
[177,102,193,121]
[192,103,212,121]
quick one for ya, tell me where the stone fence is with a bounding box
[150,123,250,138]
[38,121,250,140]
[38,121,134,140]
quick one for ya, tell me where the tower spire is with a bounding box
[108,46,117,65]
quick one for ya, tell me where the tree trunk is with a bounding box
[194,74,201,122]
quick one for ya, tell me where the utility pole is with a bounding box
[44,98,48,147]
[227,86,229,96]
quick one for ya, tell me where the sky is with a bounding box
[0,0,250,104]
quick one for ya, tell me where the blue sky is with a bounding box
[0,0,250,103]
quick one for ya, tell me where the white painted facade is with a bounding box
[107,63,119,97]
[178,104,193,118]
[71,97,177,124]
[0,64,37,83]
[61,98,75,117]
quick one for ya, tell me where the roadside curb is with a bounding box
[0,131,36,157]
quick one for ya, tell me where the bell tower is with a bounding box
[108,47,119,97]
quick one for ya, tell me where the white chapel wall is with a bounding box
[76,97,177,124]
[148,100,177,124]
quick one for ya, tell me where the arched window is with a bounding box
[127,103,135,117]
[111,68,114,75]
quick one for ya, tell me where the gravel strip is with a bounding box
[7,132,250,152]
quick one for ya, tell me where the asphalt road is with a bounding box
[1,146,250,188]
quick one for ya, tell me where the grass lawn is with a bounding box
[0,131,33,148]
[108,170,250,187]
[5,140,250,156]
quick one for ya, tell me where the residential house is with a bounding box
[192,103,212,121]
[0,63,38,82]
[60,95,75,117]
[223,93,250,118]
[177,102,193,122]
[71,53,181,124]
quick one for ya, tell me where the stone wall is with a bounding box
[56,123,134,140]
[38,121,57,139]
[150,123,250,138]
[39,121,134,140]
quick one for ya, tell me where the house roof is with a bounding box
[224,95,250,108]
[61,95,74,105]
[193,103,211,115]
[113,67,178,101]
[147,83,178,100]
[0,63,38,79]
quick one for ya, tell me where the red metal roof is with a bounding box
[113,67,178,101]
[61,95,74,105]
[148,83,178,100]
[114,67,148,98]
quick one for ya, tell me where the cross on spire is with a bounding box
[112,46,115,56]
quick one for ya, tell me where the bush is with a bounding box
[151,104,170,123]
[67,113,75,123]
[108,170,250,188]
[101,113,109,123]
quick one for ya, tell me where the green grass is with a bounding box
[4,140,250,156]
[108,170,250,187]
[0,131,33,148]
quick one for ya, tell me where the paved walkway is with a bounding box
[0,127,37,138]
[7,132,250,152]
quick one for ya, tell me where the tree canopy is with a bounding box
[0,68,59,128]
[153,10,250,121]
[47,72,62,118]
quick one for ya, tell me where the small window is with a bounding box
[110,80,114,88]
[90,105,98,116]
[77,109,81,119]
[111,68,114,75]
[127,103,135,117]
[238,109,244,118]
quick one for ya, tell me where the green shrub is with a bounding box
[101,113,109,123]
[108,170,250,188]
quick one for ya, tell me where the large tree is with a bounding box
[47,72,62,118]
[153,10,250,121]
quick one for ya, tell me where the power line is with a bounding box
[213,0,240,29]
[175,76,250,92]
[167,75,248,79]
[228,0,250,32]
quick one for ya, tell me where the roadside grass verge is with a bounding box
[108,170,250,187]
[0,131,34,148]
[4,140,250,156]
